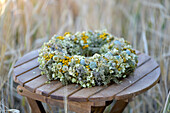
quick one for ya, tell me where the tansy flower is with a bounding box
[64,32,71,36]
[74,37,78,42]
[76,59,80,63]
[82,45,89,49]
[86,65,90,70]
[56,36,64,40]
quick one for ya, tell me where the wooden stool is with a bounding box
[13,50,160,113]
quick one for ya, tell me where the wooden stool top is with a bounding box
[13,49,160,103]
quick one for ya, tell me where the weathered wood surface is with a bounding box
[14,49,39,68]
[109,100,128,113]
[26,97,46,113]
[50,84,81,100]
[16,67,41,86]
[36,81,63,96]
[17,85,97,113]
[115,67,160,100]
[14,49,160,102]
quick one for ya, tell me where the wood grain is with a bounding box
[50,84,81,100]
[14,58,39,76]
[24,75,47,92]
[17,85,93,113]
[69,86,105,101]
[15,49,39,68]
[115,67,160,100]
[36,81,63,96]
[16,67,41,86]
[17,85,105,108]
[137,53,150,66]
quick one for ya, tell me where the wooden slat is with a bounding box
[15,49,39,68]
[36,81,63,96]
[16,67,41,86]
[50,84,81,100]
[17,85,46,103]
[24,75,47,92]
[135,50,140,55]
[14,58,39,76]
[17,85,94,113]
[137,53,150,66]
[69,86,105,101]
[89,58,159,102]
[67,53,149,102]
[115,67,160,100]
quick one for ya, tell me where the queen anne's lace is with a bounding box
[38,30,138,88]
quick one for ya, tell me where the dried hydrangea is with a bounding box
[38,30,138,88]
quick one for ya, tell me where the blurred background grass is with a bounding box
[0,0,170,112]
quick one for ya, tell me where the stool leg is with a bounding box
[91,100,113,113]
[91,106,106,113]
[26,97,46,113]
[109,100,128,113]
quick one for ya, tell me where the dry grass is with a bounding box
[0,0,170,112]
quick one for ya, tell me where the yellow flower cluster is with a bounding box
[81,33,89,44]
[43,53,54,61]
[123,48,136,54]
[131,50,136,54]
[64,32,71,36]
[59,69,63,72]
[76,58,80,64]
[123,58,127,62]
[74,37,78,42]
[81,33,89,49]
[60,56,73,66]
[86,65,90,70]
[99,32,108,40]
[103,57,108,61]
[82,45,89,49]
[76,72,79,76]
[57,36,65,40]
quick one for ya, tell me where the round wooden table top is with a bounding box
[13,49,160,102]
